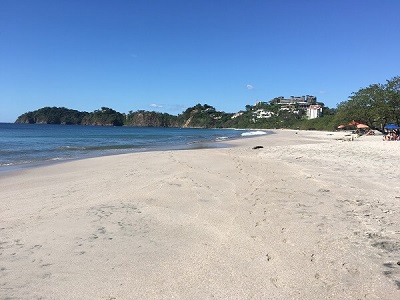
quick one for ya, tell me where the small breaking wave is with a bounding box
[0,162,15,166]
[58,146,87,150]
[57,145,141,151]
[0,160,33,167]
[241,131,268,136]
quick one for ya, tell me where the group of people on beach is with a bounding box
[383,130,400,141]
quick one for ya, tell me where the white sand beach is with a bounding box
[1,130,400,299]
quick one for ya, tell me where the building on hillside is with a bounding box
[231,112,244,119]
[272,95,317,110]
[307,105,323,119]
[250,95,323,120]
[254,109,274,119]
[271,95,323,118]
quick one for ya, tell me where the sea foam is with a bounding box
[241,131,268,136]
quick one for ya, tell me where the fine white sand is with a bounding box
[1,130,400,299]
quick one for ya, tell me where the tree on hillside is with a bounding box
[82,107,125,126]
[335,76,400,132]
[125,110,178,127]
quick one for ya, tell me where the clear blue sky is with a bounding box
[1,0,399,122]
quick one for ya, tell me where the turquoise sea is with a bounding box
[0,123,269,172]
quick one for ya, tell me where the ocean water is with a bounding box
[0,123,269,172]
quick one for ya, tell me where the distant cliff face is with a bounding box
[13,100,338,130]
[15,107,182,127]
[15,107,124,126]
[80,107,125,126]
[15,107,89,125]
[125,111,179,127]
[15,114,35,124]
[14,104,237,128]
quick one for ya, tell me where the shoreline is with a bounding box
[1,130,399,299]
[0,139,235,176]
[0,129,273,176]
[0,124,259,175]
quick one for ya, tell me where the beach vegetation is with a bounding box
[334,76,400,132]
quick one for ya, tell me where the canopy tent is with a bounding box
[384,124,399,130]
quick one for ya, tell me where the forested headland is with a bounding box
[15,76,400,132]
[15,103,335,130]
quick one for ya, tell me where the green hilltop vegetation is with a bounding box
[15,103,336,130]
[15,76,400,132]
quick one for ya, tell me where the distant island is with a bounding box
[15,98,338,131]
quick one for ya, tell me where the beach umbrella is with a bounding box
[384,124,399,130]
[356,124,369,129]
[337,125,346,129]
[348,121,360,126]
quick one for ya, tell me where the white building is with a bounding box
[254,109,274,119]
[306,105,323,119]
[231,112,244,119]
